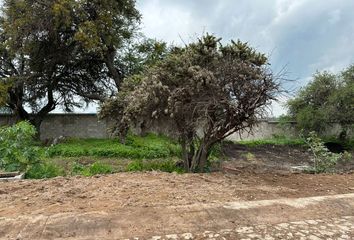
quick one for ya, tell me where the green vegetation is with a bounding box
[2,123,351,179]
[101,34,280,172]
[44,133,226,175]
[0,122,66,179]
[47,133,181,159]
[0,123,186,178]
[26,161,65,179]
[71,162,114,177]
[287,65,354,138]
[126,158,184,173]
[234,134,354,150]
[236,135,305,147]
[0,0,141,135]
[0,122,41,172]
[319,136,354,151]
[304,132,352,173]
[44,133,186,176]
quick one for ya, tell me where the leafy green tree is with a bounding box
[116,37,169,77]
[101,34,280,172]
[328,66,354,135]
[0,121,40,172]
[0,0,140,133]
[287,65,354,138]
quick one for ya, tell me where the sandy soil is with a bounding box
[1,172,354,217]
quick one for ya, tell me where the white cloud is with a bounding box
[136,0,354,116]
[52,0,353,116]
[328,9,341,25]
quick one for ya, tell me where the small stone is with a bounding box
[264,236,275,240]
[150,236,161,240]
[306,220,318,225]
[181,233,193,239]
[236,227,254,234]
[277,223,289,228]
[165,234,178,240]
[308,235,321,240]
[339,234,350,239]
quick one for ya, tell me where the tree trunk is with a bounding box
[198,145,209,172]
[11,107,43,140]
[189,141,211,173]
[181,141,190,172]
[29,117,44,140]
[105,47,124,89]
[8,83,55,140]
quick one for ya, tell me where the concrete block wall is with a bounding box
[227,121,297,141]
[39,114,111,140]
[0,114,350,141]
[0,114,112,140]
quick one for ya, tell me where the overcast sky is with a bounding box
[134,0,354,116]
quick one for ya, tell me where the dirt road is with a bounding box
[1,172,354,239]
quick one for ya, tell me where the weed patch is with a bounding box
[26,162,65,179]
[236,136,305,147]
[71,161,114,177]
[47,133,181,159]
[126,159,184,173]
[305,132,352,173]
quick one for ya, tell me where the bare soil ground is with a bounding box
[1,172,354,217]
[1,172,354,239]
[222,143,354,173]
[1,144,354,239]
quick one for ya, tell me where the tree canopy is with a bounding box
[0,0,140,132]
[287,65,354,138]
[101,34,280,172]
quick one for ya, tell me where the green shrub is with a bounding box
[86,162,114,176]
[126,160,144,172]
[209,142,222,159]
[320,135,354,151]
[47,133,182,159]
[126,159,184,173]
[71,161,86,175]
[304,132,349,173]
[0,122,41,172]
[236,136,305,147]
[71,161,114,177]
[26,162,65,179]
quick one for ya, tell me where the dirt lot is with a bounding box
[222,143,354,173]
[1,172,354,216]
[1,144,354,239]
[1,172,354,239]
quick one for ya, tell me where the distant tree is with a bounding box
[0,0,140,134]
[287,65,354,138]
[329,66,354,136]
[101,34,280,172]
[116,37,169,77]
